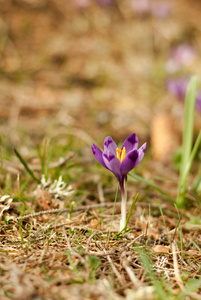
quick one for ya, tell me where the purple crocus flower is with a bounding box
[131,0,150,16]
[92,133,146,230]
[151,1,171,19]
[96,0,114,5]
[165,44,196,73]
[72,0,91,9]
[196,90,201,113]
[166,77,189,100]
[131,0,170,18]
[166,77,201,114]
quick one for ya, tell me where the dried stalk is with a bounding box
[98,242,124,285]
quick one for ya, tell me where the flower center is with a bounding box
[116,147,126,163]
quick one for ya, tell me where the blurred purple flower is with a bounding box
[92,134,146,230]
[151,1,171,18]
[72,0,90,8]
[165,44,196,73]
[166,77,189,100]
[196,90,201,113]
[131,0,170,18]
[131,0,150,16]
[166,77,201,113]
[96,0,114,5]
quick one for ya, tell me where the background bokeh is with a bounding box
[0,0,201,161]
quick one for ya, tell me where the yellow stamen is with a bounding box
[116,147,126,163]
[116,148,122,161]
[121,147,126,163]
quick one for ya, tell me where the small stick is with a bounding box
[97,183,105,203]
[1,152,74,173]
[126,234,144,249]
[98,242,124,285]
[172,242,201,300]
[11,201,168,222]
[62,227,85,264]
[85,232,98,282]
[172,242,184,290]
[122,259,141,287]
[85,232,97,253]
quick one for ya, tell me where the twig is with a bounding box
[121,258,142,287]
[84,232,98,282]
[126,234,144,249]
[51,128,94,146]
[62,227,85,264]
[97,183,105,203]
[1,152,74,173]
[172,242,201,300]
[85,232,97,253]
[62,226,92,282]
[0,165,19,175]
[172,242,184,290]
[98,242,124,285]
[11,201,168,221]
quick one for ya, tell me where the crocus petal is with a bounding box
[133,142,147,168]
[92,143,108,169]
[103,153,121,181]
[121,133,139,153]
[104,136,118,155]
[120,149,139,176]
[103,136,117,169]
[196,90,201,112]
[120,142,146,176]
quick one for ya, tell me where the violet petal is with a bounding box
[166,45,196,73]
[92,143,108,169]
[103,153,121,181]
[166,77,189,100]
[104,136,118,155]
[120,142,146,176]
[120,149,139,176]
[131,0,150,16]
[133,142,147,168]
[151,2,171,19]
[121,133,138,153]
[72,0,91,8]
[196,90,201,112]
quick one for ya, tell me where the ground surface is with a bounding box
[0,0,201,299]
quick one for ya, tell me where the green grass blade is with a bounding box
[129,172,175,204]
[18,204,25,245]
[177,76,199,207]
[137,247,168,299]
[179,130,201,193]
[65,250,79,275]
[14,148,40,184]
[159,206,171,247]
[88,255,101,283]
[173,204,182,241]
[108,183,119,242]
[193,168,201,192]
[185,130,201,174]
[181,76,198,174]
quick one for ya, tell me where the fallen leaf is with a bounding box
[153,245,170,253]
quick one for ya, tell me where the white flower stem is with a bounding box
[120,180,127,231]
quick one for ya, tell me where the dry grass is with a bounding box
[1,185,201,299]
